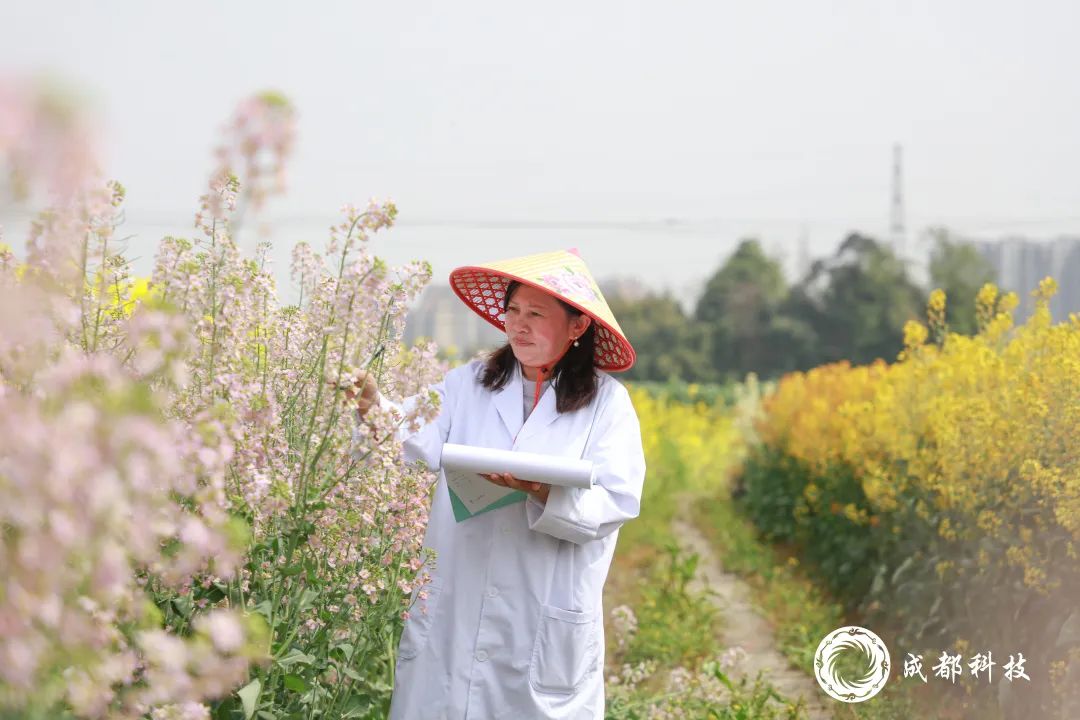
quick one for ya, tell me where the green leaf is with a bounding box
[332,642,355,660]
[202,584,226,603]
[284,674,309,693]
[252,599,274,622]
[171,596,193,618]
[277,648,316,668]
[237,678,261,720]
[296,587,320,611]
[341,697,374,718]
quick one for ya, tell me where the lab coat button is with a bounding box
[475,650,489,662]
[486,586,499,598]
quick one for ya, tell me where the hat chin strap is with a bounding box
[531,336,577,410]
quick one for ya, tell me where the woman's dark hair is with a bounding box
[480,280,599,413]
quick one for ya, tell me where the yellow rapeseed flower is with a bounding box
[753,274,1079,613]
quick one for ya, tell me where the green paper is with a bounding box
[448,485,528,522]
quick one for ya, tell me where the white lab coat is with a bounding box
[373,358,646,720]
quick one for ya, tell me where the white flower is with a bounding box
[198,612,245,654]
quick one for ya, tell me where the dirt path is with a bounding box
[672,495,832,720]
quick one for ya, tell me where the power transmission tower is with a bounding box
[890,143,907,259]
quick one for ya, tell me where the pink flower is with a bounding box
[1,81,440,717]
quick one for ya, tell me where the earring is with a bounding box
[573,337,580,347]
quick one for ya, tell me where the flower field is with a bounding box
[737,282,1080,717]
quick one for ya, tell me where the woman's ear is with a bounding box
[574,314,592,337]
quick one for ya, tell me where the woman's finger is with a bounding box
[501,474,541,497]
[483,473,543,497]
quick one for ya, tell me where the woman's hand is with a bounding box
[482,472,550,505]
[344,370,380,418]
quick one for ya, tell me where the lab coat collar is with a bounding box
[494,361,560,446]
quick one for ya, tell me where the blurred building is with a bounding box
[403,284,504,355]
[598,276,650,303]
[969,236,1080,321]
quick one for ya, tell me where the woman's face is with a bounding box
[504,284,591,370]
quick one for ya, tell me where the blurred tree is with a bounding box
[760,313,820,374]
[926,227,998,335]
[784,233,923,366]
[694,239,788,380]
[609,291,715,383]
[615,231,986,383]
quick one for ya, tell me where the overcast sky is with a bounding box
[2,0,1079,304]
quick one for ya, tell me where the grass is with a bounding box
[604,479,721,674]
[603,487,813,719]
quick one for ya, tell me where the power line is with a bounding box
[3,208,1079,233]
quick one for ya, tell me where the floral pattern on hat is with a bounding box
[540,267,600,304]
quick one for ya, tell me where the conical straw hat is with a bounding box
[449,248,635,371]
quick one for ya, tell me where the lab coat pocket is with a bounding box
[529,604,600,694]
[398,577,444,661]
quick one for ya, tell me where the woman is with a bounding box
[351,248,646,719]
